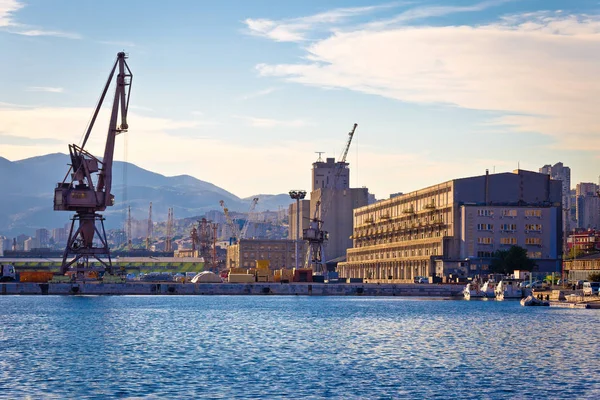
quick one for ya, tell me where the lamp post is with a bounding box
[289,190,306,270]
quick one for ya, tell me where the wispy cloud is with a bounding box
[0,0,81,39]
[0,0,22,27]
[255,10,600,151]
[237,87,279,101]
[235,115,310,128]
[363,0,511,29]
[243,3,401,42]
[26,86,64,93]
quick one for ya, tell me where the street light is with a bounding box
[289,190,307,270]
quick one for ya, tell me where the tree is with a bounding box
[588,272,600,282]
[490,245,536,275]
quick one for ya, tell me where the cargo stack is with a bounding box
[293,268,313,283]
[255,259,271,282]
[228,267,255,283]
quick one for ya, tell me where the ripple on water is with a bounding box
[0,296,599,399]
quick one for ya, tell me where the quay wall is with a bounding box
[0,282,464,297]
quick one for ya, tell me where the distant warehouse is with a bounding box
[337,169,563,282]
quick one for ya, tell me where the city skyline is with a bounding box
[1,0,600,199]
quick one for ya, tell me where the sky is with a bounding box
[0,0,599,199]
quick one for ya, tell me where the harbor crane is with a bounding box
[54,52,132,275]
[303,123,357,275]
[219,200,241,244]
[240,197,259,239]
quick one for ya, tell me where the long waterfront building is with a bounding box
[338,169,563,282]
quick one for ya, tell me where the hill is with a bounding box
[0,153,292,236]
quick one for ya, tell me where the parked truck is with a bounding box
[0,264,16,282]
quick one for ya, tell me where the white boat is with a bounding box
[463,282,485,300]
[480,280,497,298]
[495,279,524,300]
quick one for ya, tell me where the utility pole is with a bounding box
[289,190,306,269]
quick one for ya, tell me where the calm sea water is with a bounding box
[1,295,599,399]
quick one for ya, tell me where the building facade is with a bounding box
[575,182,600,229]
[226,239,307,270]
[567,229,600,253]
[540,162,571,233]
[309,157,369,262]
[338,170,562,281]
[288,199,310,241]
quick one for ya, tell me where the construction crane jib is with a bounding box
[53,52,133,275]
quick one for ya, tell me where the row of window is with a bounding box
[476,209,542,217]
[477,251,543,258]
[477,223,542,232]
[477,237,542,245]
[351,246,440,261]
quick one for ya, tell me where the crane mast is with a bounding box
[54,52,133,275]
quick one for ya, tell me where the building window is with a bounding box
[525,210,542,218]
[477,237,493,244]
[477,251,493,257]
[502,209,517,217]
[477,223,494,231]
[478,209,494,217]
[527,251,542,258]
[525,238,542,245]
[500,237,517,245]
[525,224,542,232]
[500,223,517,232]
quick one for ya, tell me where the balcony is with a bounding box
[403,207,415,214]
[424,203,436,210]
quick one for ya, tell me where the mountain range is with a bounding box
[0,153,292,236]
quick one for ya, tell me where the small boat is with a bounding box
[520,295,549,306]
[480,279,497,298]
[463,282,485,300]
[495,279,524,300]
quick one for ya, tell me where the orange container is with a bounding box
[19,271,54,283]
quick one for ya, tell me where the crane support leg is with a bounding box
[61,212,113,275]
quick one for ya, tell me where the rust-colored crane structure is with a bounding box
[54,52,132,275]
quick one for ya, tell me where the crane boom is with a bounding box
[338,123,357,164]
[54,52,133,276]
[219,200,241,243]
[240,197,259,239]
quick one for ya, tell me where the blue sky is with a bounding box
[1,0,599,199]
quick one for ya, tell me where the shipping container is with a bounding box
[19,271,55,283]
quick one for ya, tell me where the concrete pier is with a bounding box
[0,282,465,297]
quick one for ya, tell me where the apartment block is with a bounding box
[540,162,571,233]
[337,169,562,281]
[575,182,600,229]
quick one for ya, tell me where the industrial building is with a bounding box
[307,156,369,263]
[337,169,563,282]
[226,239,307,270]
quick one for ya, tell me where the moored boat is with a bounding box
[463,281,485,300]
[495,279,524,300]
